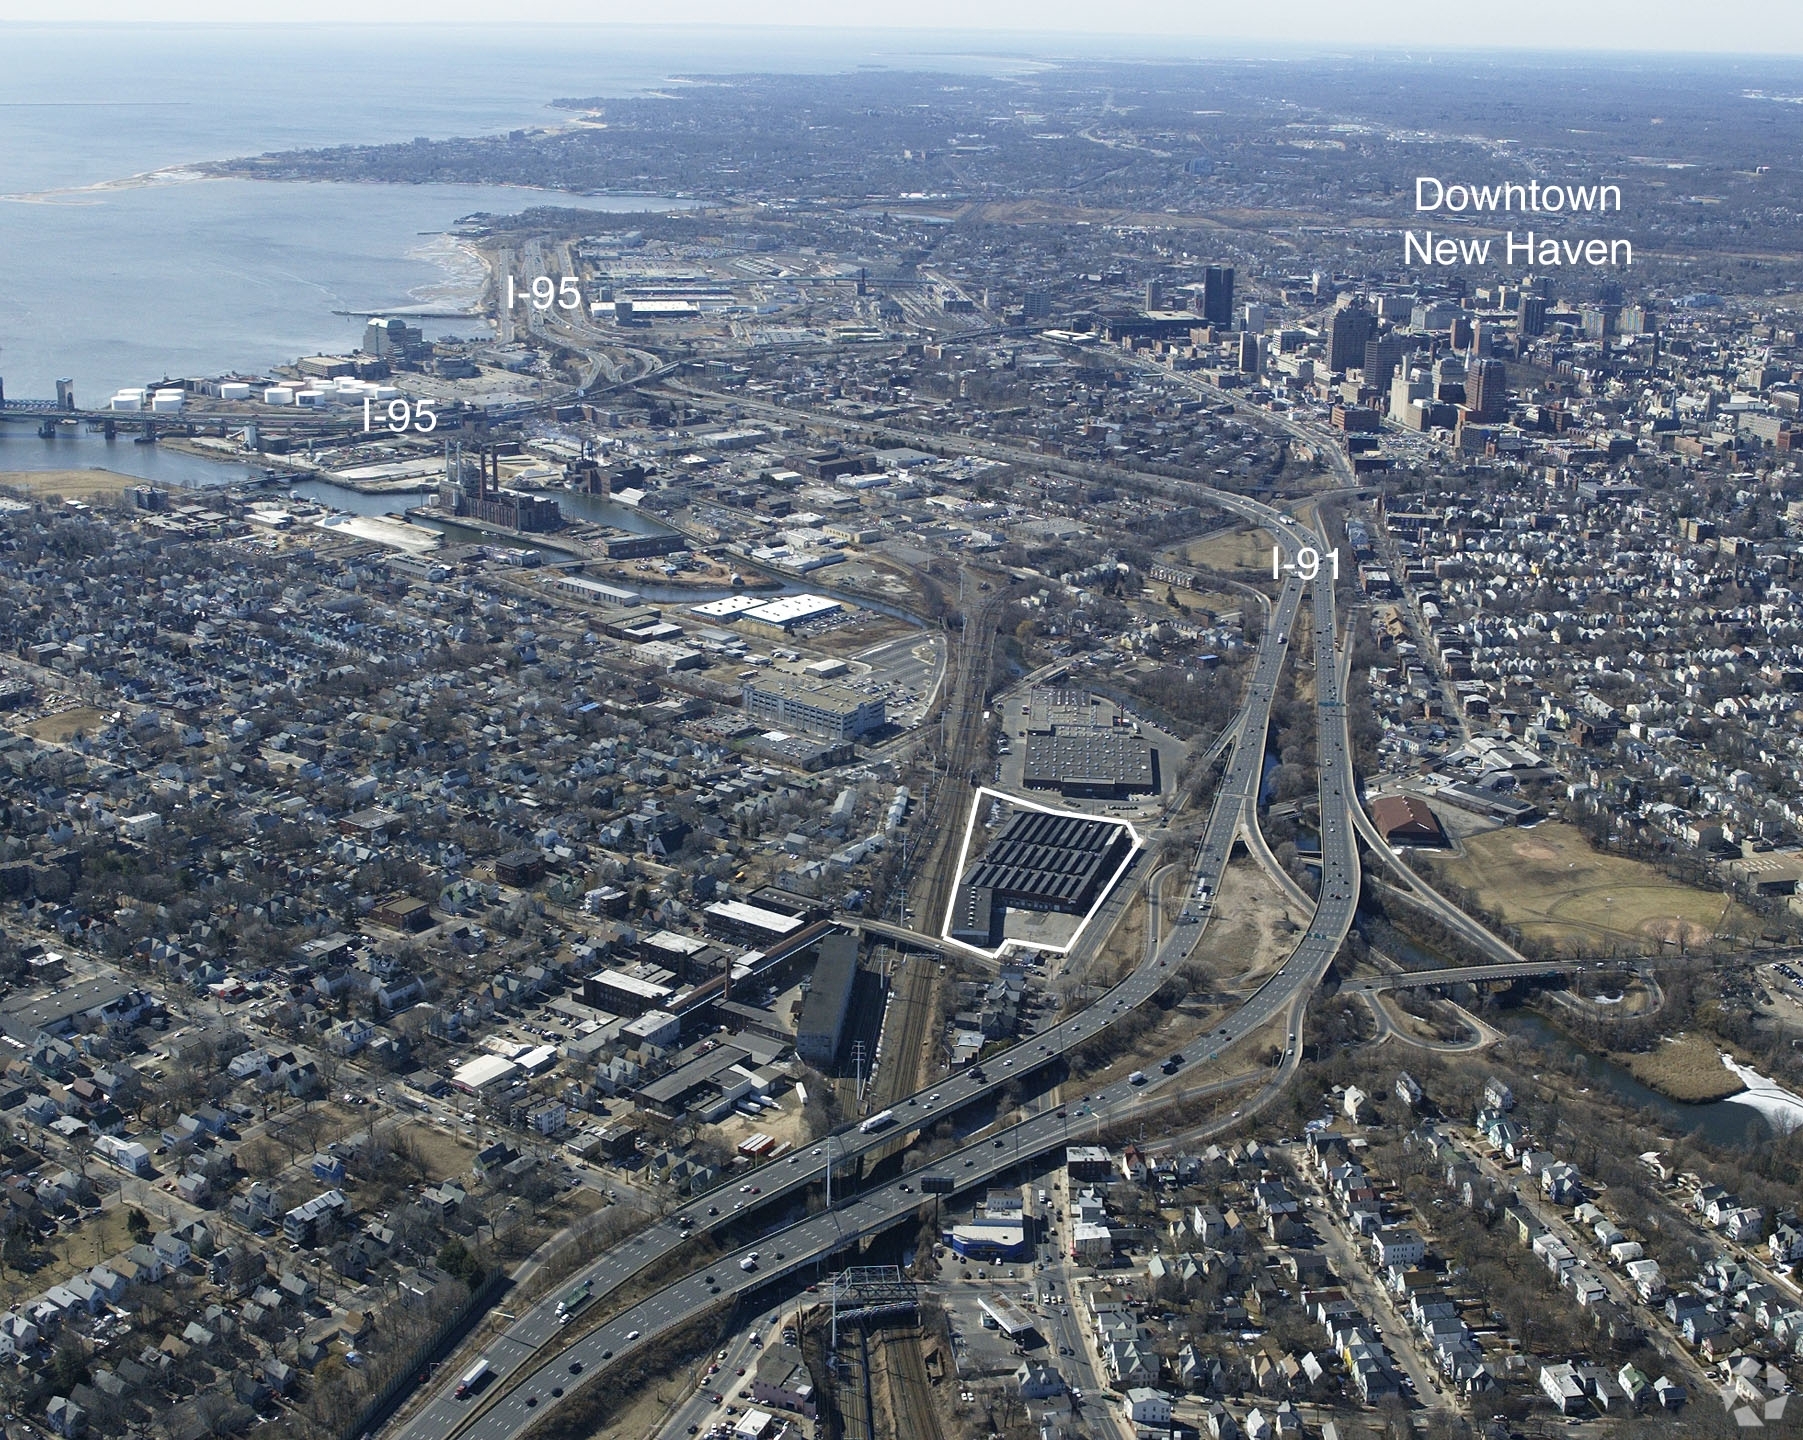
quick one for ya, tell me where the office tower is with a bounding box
[1242,302,1266,333]
[1450,314,1474,350]
[1582,305,1619,340]
[1145,279,1163,312]
[1328,302,1377,374]
[1239,331,1260,373]
[1518,295,1548,336]
[1021,291,1052,323]
[1363,335,1404,392]
[1203,266,1235,326]
[1390,370,1431,424]
[1467,359,1508,423]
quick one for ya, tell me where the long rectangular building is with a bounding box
[795,930,859,1068]
[742,675,884,741]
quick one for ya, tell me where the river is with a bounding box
[1496,1009,1773,1148]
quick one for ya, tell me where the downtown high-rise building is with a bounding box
[1362,335,1404,393]
[1328,301,1377,374]
[1467,358,1509,423]
[1202,266,1235,326]
[1518,294,1548,337]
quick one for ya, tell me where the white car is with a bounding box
[626,1329,641,1341]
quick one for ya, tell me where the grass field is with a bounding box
[0,1206,137,1313]
[18,707,109,742]
[1182,526,1274,579]
[1615,1032,1746,1103]
[1429,821,1752,954]
[0,469,144,499]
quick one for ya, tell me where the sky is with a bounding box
[4,3,1803,54]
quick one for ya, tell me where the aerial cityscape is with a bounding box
[6,17,1803,1440]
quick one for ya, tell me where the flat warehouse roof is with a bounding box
[589,970,674,999]
[706,900,804,934]
[743,593,840,624]
[452,1054,519,1089]
[963,809,1130,905]
[692,595,768,618]
[1022,731,1154,788]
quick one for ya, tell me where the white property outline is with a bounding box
[938,786,1144,961]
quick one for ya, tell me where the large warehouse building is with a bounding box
[1023,731,1156,798]
[1018,686,1158,799]
[950,809,1133,948]
[794,929,859,1067]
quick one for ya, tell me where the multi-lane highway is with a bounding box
[388,434,1364,1440]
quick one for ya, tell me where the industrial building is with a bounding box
[583,965,680,1017]
[1369,794,1449,846]
[635,1041,775,1122]
[1022,731,1157,798]
[735,593,842,637]
[0,978,146,1043]
[950,810,1133,948]
[703,899,807,945]
[794,930,859,1068]
[742,674,885,741]
[1019,687,1158,798]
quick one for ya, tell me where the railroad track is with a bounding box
[838,1327,876,1440]
[909,578,1008,934]
[873,1327,944,1440]
[871,954,939,1111]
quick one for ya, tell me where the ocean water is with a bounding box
[0,24,1054,405]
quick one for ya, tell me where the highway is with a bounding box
[387,405,1367,1440]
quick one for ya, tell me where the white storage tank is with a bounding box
[219,382,252,401]
[263,387,294,405]
[150,390,185,412]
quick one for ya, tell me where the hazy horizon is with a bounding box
[4,8,1803,58]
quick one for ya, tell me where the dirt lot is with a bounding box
[1426,821,1756,954]
[403,1124,479,1184]
[808,612,916,657]
[1144,580,1246,620]
[1089,886,1149,987]
[704,1095,811,1157]
[1188,857,1310,994]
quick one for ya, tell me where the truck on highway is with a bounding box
[557,1280,595,1324]
[455,1358,492,1398]
[1128,1071,1148,1086]
[858,1109,896,1134]
[740,1255,759,1272]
